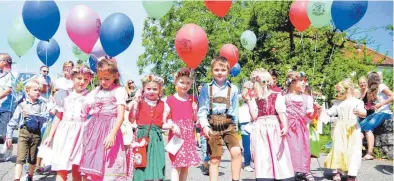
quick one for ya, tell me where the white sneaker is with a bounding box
[243,166,254,172]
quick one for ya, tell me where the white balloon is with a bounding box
[240,30,257,50]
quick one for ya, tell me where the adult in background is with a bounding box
[125,79,137,104]
[359,72,393,160]
[38,66,52,100]
[358,76,375,118]
[0,53,16,160]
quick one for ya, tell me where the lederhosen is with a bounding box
[207,85,240,157]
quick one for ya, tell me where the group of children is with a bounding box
[3,54,390,181]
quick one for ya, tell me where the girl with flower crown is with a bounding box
[243,68,294,181]
[129,74,179,181]
[319,79,366,181]
[43,64,94,181]
[284,71,318,181]
[166,68,200,181]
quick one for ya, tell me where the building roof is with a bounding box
[345,41,393,66]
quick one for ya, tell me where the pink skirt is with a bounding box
[251,115,294,180]
[79,115,127,181]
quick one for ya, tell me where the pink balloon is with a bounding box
[66,5,100,54]
[91,39,106,61]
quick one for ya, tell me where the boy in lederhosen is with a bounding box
[6,78,48,181]
[198,56,241,181]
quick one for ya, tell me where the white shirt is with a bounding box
[375,84,392,114]
[238,104,251,124]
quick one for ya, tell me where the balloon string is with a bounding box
[311,32,318,96]
[328,44,336,64]
[300,33,306,66]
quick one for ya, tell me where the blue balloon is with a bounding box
[89,56,97,73]
[230,63,241,77]
[100,13,134,57]
[22,0,60,41]
[36,39,60,67]
[331,1,368,31]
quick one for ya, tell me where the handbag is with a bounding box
[133,100,159,168]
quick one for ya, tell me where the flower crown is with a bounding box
[174,68,193,80]
[72,67,94,75]
[141,74,164,85]
[286,71,306,86]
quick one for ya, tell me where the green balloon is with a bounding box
[307,0,333,29]
[240,30,257,51]
[72,44,90,61]
[142,0,174,20]
[7,17,35,57]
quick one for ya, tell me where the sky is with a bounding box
[0,1,392,87]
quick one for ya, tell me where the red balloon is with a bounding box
[289,0,311,32]
[219,44,239,68]
[175,24,209,69]
[204,0,232,18]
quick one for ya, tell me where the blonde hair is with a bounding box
[62,61,74,71]
[141,74,164,87]
[250,68,273,99]
[25,78,43,92]
[335,79,354,100]
[353,86,361,99]
[97,58,120,85]
[210,56,230,71]
[358,76,367,83]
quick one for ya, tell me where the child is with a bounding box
[129,74,177,181]
[166,68,200,181]
[284,71,316,181]
[197,56,242,181]
[79,58,128,180]
[319,79,366,181]
[244,68,294,181]
[43,64,94,181]
[6,78,48,181]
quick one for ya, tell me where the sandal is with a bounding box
[333,173,342,181]
[362,153,374,160]
[304,172,315,181]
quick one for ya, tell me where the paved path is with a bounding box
[0,140,392,181]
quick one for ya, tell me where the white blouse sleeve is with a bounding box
[53,89,68,112]
[319,101,339,124]
[306,95,314,113]
[275,93,286,114]
[163,101,171,123]
[114,87,127,105]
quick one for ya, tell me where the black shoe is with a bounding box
[295,172,305,181]
[201,167,209,176]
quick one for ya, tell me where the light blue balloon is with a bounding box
[36,39,60,67]
[240,30,257,50]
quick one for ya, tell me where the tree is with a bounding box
[138,1,377,101]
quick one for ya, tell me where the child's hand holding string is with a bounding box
[104,133,116,149]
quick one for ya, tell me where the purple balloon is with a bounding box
[90,39,107,61]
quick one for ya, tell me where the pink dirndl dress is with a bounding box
[166,95,200,168]
[251,93,294,180]
[285,94,313,173]
[79,86,128,181]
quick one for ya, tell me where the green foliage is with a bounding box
[138,1,377,99]
[382,68,393,90]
